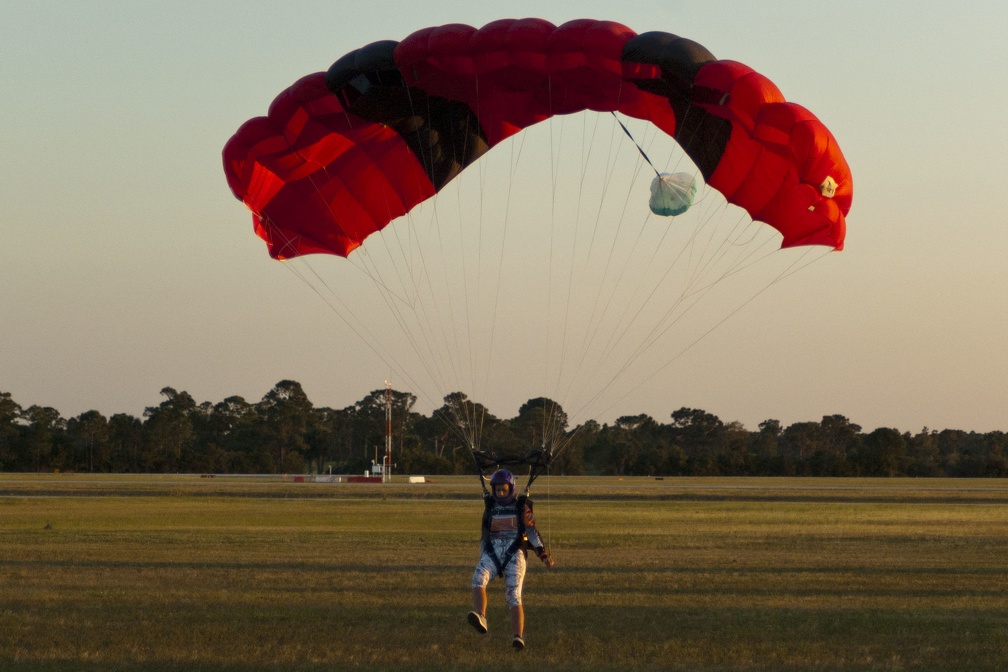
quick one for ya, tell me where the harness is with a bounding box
[469,444,552,577]
[481,494,531,578]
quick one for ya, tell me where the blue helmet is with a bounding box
[489,469,516,503]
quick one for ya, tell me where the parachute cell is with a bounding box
[223,18,851,259]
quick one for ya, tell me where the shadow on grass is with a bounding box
[4,603,1007,672]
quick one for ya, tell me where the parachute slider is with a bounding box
[471,445,554,495]
[472,448,552,472]
[472,450,501,473]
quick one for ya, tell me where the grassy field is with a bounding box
[1,475,1006,671]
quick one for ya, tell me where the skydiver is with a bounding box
[468,468,554,651]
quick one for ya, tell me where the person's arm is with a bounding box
[523,501,554,567]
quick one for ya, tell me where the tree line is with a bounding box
[1,382,1006,477]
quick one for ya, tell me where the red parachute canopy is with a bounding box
[223,18,851,259]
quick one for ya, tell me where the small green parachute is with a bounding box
[649,172,697,216]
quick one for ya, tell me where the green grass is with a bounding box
[1,475,1006,671]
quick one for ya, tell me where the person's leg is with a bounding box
[509,603,524,638]
[504,552,527,642]
[472,586,488,616]
[469,558,492,633]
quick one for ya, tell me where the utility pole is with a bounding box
[384,380,392,483]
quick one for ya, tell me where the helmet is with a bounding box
[489,469,516,503]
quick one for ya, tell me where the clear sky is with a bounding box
[3,1,1008,433]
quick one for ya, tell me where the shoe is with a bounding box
[467,611,488,634]
[512,635,525,651]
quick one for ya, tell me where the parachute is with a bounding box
[649,172,697,216]
[223,18,850,260]
[223,19,852,456]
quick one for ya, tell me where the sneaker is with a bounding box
[512,635,525,651]
[467,611,488,634]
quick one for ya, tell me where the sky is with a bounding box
[3,1,1008,434]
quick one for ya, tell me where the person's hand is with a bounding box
[540,552,554,568]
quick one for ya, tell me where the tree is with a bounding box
[433,391,481,448]
[143,387,196,472]
[260,380,313,473]
[0,392,23,470]
[399,445,453,475]
[581,422,619,475]
[780,421,819,469]
[352,389,392,468]
[107,413,143,472]
[66,410,109,472]
[351,387,420,472]
[205,396,262,472]
[858,427,908,477]
[320,405,364,473]
[669,408,725,475]
[430,392,508,472]
[815,414,861,475]
[7,383,1008,478]
[551,419,592,476]
[512,397,568,449]
[905,428,942,476]
[21,405,65,472]
[609,415,668,476]
[718,421,751,475]
[750,419,784,475]
[607,421,637,476]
